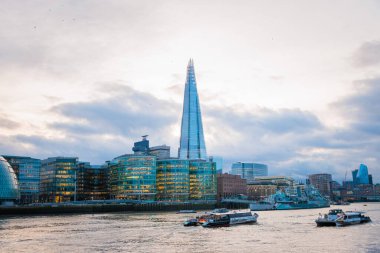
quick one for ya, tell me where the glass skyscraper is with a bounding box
[179,59,207,160]
[352,164,370,185]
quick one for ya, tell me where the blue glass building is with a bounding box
[0,156,19,205]
[352,164,370,185]
[179,59,207,160]
[231,162,268,182]
[189,160,217,200]
[3,156,41,204]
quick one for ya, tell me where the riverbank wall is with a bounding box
[0,202,217,216]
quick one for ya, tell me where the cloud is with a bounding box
[51,84,179,137]
[202,78,380,182]
[0,114,20,129]
[352,41,380,67]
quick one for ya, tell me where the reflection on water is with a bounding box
[1,203,380,252]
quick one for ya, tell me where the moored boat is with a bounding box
[177,210,197,214]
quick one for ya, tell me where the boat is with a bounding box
[248,185,329,211]
[315,209,344,227]
[177,210,197,214]
[183,218,199,226]
[202,210,259,228]
[194,208,230,224]
[335,211,371,227]
[250,201,274,211]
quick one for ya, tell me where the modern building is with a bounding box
[352,164,370,185]
[178,59,207,160]
[149,145,170,160]
[217,173,247,202]
[156,159,190,201]
[231,162,268,182]
[39,157,78,203]
[247,184,277,200]
[109,154,156,201]
[132,135,150,155]
[189,160,217,201]
[209,156,223,174]
[0,156,19,205]
[2,155,41,204]
[308,173,332,197]
[76,162,109,201]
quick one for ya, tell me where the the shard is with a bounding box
[179,59,207,160]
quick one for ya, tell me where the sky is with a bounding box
[1,0,380,182]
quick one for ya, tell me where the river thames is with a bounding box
[1,202,379,253]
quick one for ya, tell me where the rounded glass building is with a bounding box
[0,156,20,204]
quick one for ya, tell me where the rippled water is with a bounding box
[1,203,380,252]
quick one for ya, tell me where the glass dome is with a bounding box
[0,156,20,201]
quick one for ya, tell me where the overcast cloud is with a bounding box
[1,0,380,182]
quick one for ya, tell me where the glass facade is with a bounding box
[231,162,268,182]
[3,156,41,204]
[0,156,19,203]
[156,159,190,201]
[77,162,109,201]
[179,59,207,160]
[357,164,369,184]
[189,160,216,201]
[40,157,78,203]
[109,154,156,201]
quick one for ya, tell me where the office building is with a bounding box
[3,155,41,204]
[352,164,370,185]
[132,135,150,155]
[189,160,216,200]
[217,173,247,202]
[308,173,332,197]
[40,157,78,203]
[156,159,189,201]
[0,156,19,205]
[247,184,277,200]
[178,59,207,160]
[231,162,268,182]
[149,145,170,160]
[76,162,109,201]
[209,156,223,174]
[109,154,156,201]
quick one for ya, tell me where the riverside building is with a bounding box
[0,156,19,205]
[76,162,109,201]
[109,154,157,201]
[308,173,332,198]
[156,159,190,201]
[2,155,41,204]
[39,157,78,203]
[217,173,247,202]
[178,59,207,160]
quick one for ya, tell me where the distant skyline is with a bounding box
[1,1,380,182]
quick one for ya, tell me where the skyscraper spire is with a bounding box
[179,59,207,160]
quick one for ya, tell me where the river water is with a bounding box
[1,203,380,253]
